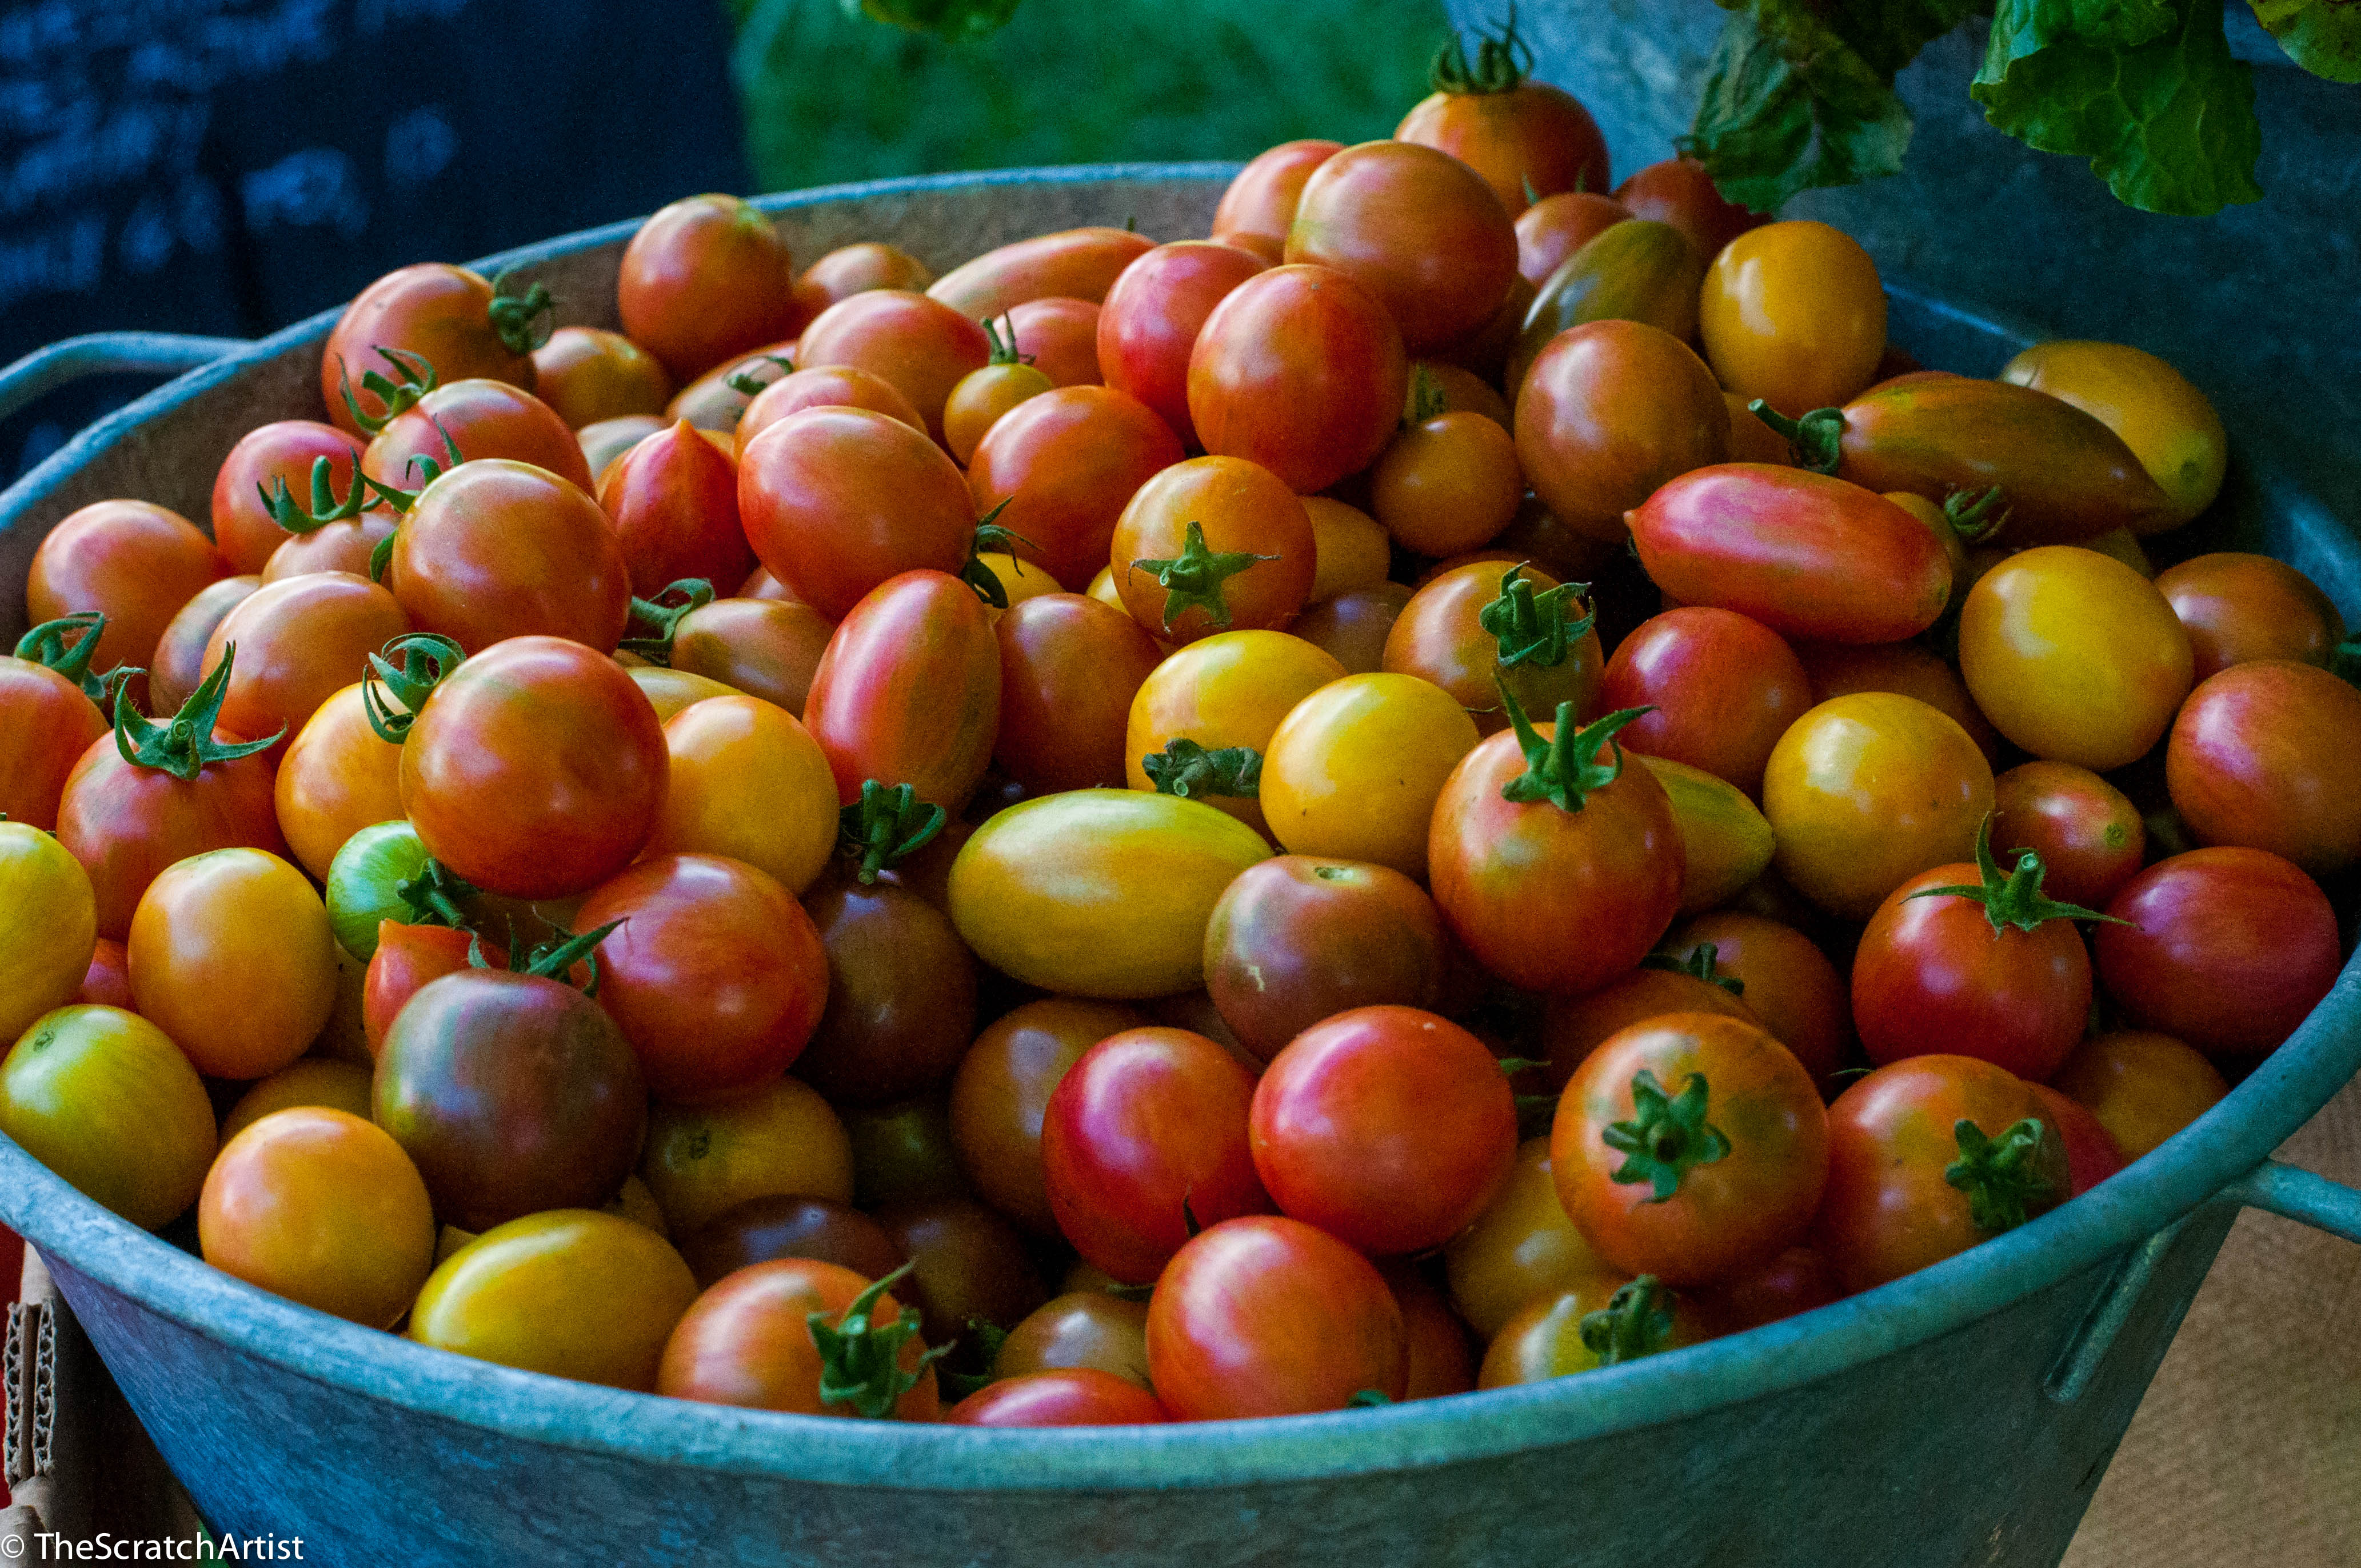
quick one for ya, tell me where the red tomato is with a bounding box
[1096,241,1268,447]
[617,193,800,381]
[950,997,1146,1236]
[927,227,1156,321]
[528,326,674,429]
[1107,456,1316,645]
[737,407,977,622]
[200,572,410,759]
[27,500,227,674]
[992,593,1162,795]
[802,570,1002,813]
[211,421,366,575]
[948,1367,1167,1427]
[2154,551,2345,680]
[798,242,934,313]
[1002,296,1104,388]
[74,937,134,1010]
[1989,761,2146,909]
[1553,1012,1827,1286]
[1381,560,1603,737]
[2095,848,2340,1057]
[1627,465,1952,643]
[1201,856,1449,1062]
[0,653,108,831]
[362,922,500,1058]
[1286,141,1517,352]
[573,854,828,1104]
[400,635,667,899]
[1187,265,1408,496]
[738,365,925,457]
[1612,157,1767,265]
[320,263,539,435]
[1249,1005,1516,1255]
[362,379,592,494]
[594,418,754,598]
[1659,913,1851,1087]
[1689,1246,1841,1336]
[1382,1262,1477,1400]
[262,515,397,585]
[388,459,631,655]
[1600,609,1810,795]
[1292,583,1413,677]
[1813,1054,2068,1294]
[1211,141,1344,258]
[1396,39,1610,218]
[1040,1026,1272,1285]
[2167,661,2361,877]
[656,1258,940,1420]
[796,289,992,442]
[1516,192,1633,287]
[149,576,261,714]
[1148,1215,1405,1419]
[1513,319,1727,541]
[969,386,1185,590]
[2028,1083,2127,1197]
[1428,703,1682,994]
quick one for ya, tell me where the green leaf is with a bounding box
[1972,0,2264,215]
[2248,0,2361,81]
[1687,1,1920,211]
[1821,0,1992,75]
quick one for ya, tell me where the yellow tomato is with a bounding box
[127,849,338,1080]
[220,1057,375,1143]
[1303,497,1392,604]
[409,1210,699,1391]
[1631,754,1776,914]
[2079,527,2152,577]
[977,550,1065,619]
[1699,220,1886,418]
[0,1005,216,1229]
[2051,1030,2228,1159]
[311,942,373,1067]
[627,665,740,722]
[1087,565,1126,611]
[273,683,405,882]
[1125,630,1347,838]
[0,822,97,1045]
[2002,340,2227,530]
[1259,672,1480,880]
[948,789,1272,998]
[1762,693,1994,920]
[1478,1274,1701,1387]
[198,1107,437,1328]
[1958,546,2192,772]
[606,1173,670,1236]
[642,694,840,894]
[1444,1137,1612,1341]
[639,1075,853,1234]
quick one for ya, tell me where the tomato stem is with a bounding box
[2330,637,2361,690]
[1408,363,1448,424]
[1745,400,1844,475]
[1494,678,1649,814]
[486,267,556,356]
[1906,815,2128,934]
[1347,1389,1395,1408]
[809,1260,951,1419]
[1479,563,1594,671]
[110,642,282,780]
[961,499,1041,610]
[1578,1275,1676,1367]
[361,632,466,743]
[618,579,717,668]
[980,314,1033,367]
[1943,485,2011,543]
[725,353,797,399]
[1945,1117,2059,1234]
[334,345,439,436]
[1640,943,1744,996]
[1140,738,1262,801]
[1601,1068,1731,1202]
[838,779,948,885]
[1429,1,1532,94]
[1129,519,1277,633]
[394,856,477,930]
[14,612,119,705]
[257,449,374,537]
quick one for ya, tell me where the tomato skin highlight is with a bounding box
[127,847,338,1081]
[2154,551,2344,679]
[55,731,289,943]
[1213,141,1344,258]
[801,569,1002,814]
[1600,608,1810,796]
[1628,465,1952,644]
[416,1210,697,1393]
[321,263,536,435]
[992,593,1162,796]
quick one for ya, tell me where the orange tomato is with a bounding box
[1124,630,1347,838]
[127,848,339,1080]
[639,1076,853,1235]
[273,683,405,881]
[1259,673,1481,880]
[1700,221,1887,418]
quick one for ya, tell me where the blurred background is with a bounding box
[0,0,1443,486]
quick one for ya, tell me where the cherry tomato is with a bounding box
[1376,1262,1475,1399]
[1289,583,1411,676]
[2051,1031,2228,1160]
[0,1003,216,1229]
[126,847,336,1079]
[802,569,1001,812]
[263,514,398,585]
[1761,693,1994,921]
[842,1097,965,1211]
[1959,546,2192,771]
[1538,963,1757,1089]
[998,1289,1153,1389]
[1659,914,1851,1087]
[657,1257,938,1418]
[0,650,108,831]
[796,242,933,318]
[1795,638,2000,764]
[528,326,673,429]
[1515,192,1632,287]
[2001,341,2227,529]
[1508,222,1704,397]
[211,420,366,574]
[1287,140,1516,351]
[1428,702,1681,994]
[388,459,631,654]
[1211,140,1343,258]
[674,1194,903,1289]
[793,875,978,1107]
[993,593,1162,795]
[797,289,991,442]
[73,937,133,1011]
[665,339,799,432]
[1396,26,1608,214]
[1187,266,1408,495]
[1613,155,1766,263]
[1125,629,1345,839]
[198,1107,435,1327]
[1477,1272,1704,1386]
[1984,761,2142,910]
[1700,221,1886,418]
[149,575,261,715]
[2096,847,2339,1056]
[949,998,1143,1235]
[1303,497,1392,603]
[1813,1054,2067,1294]
[1601,608,1809,795]
[1629,756,1776,915]
[361,923,489,1057]
[738,408,976,621]
[1513,319,1727,541]
[948,1367,1165,1426]
[2153,551,2343,679]
[594,418,753,598]
[616,193,800,380]
[201,571,410,757]
[27,500,227,674]
[928,226,1155,321]
[874,1194,1046,1369]
[641,1076,852,1234]
[1202,857,1448,1063]
[581,415,665,483]
[1689,1246,1841,1336]
[1261,673,1480,881]
[667,596,834,718]
[0,824,98,1045]
[363,379,592,494]
[1370,409,1522,557]
[413,1210,697,1391]
[2168,660,2361,876]
[630,665,740,721]
[1000,296,1102,389]
[2027,1083,2126,1197]
[321,263,540,435]
[1109,455,1316,645]
[1041,1026,1271,1283]
[643,694,839,894]
[1440,1137,1604,1339]
[740,365,926,459]
[218,1058,373,1143]
[970,386,1183,590]
[1097,241,1268,447]
[943,357,1054,469]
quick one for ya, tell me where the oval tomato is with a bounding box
[970,386,1184,590]
[796,289,991,442]
[1287,139,1516,352]
[998,1289,1153,1389]
[993,593,1163,795]
[792,876,977,1107]
[737,407,976,621]
[674,1194,903,1289]
[642,694,840,894]
[1613,155,1767,262]
[1513,319,1726,541]
[322,263,540,435]
[1508,222,1705,394]
[666,596,834,718]
[2051,1030,2228,1160]
[801,570,1002,813]
[927,226,1156,320]
[2152,551,2343,679]
[1443,1136,1611,1339]
[799,241,934,310]
[2095,847,2339,1057]
[1630,756,1776,917]
[740,364,926,455]
[640,1076,852,1234]
[2000,340,2227,529]
[363,379,591,493]
[413,1210,697,1391]
[0,1003,216,1229]
[1515,192,1633,287]
[529,326,674,428]
[594,418,754,598]
[0,823,98,1045]
[201,571,410,757]
[1125,629,1345,839]
[149,575,262,714]
[2167,660,2361,876]
[1261,671,1481,881]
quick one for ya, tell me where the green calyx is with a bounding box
[1639,943,1744,997]
[486,269,556,356]
[1430,1,1533,94]
[810,1261,952,1419]
[360,417,465,584]
[1746,399,1845,475]
[838,779,947,885]
[110,643,281,781]
[934,1317,1011,1405]
[257,450,375,537]
[469,916,622,997]
[361,633,466,743]
[981,315,1033,367]
[1578,1275,1676,1369]
[336,346,439,436]
[15,613,114,702]
[1943,485,2011,542]
[618,579,716,667]
[1129,519,1277,633]
[1141,738,1262,801]
[1407,363,1448,424]
[1495,677,1651,814]
[1478,564,1594,671]
[1946,1117,2059,1235]
[1601,1068,1732,1203]
[1347,1389,1396,1409]
[1906,815,2127,935]
[2332,637,2361,691]
[960,499,1038,610]
[394,855,476,930]
[725,353,798,399]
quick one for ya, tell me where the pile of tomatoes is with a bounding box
[1,34,2353,1432]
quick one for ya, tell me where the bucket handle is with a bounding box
[2046,1158,2361,1402]
[0,332,251,428]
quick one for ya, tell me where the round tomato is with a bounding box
[1689,1246,1841,1337]
[263,514,397,585]
[2153,551,2344,680]
[674,1194,902,1289]
[949,998,1144,1236]
[363,379,592,493]
[949,1367,1165,1427]
[1125,629,1345,839]
[0,644,110,833]
[640,1075,853,1235]
[943,356,1054,468]
[1211,140,1343,258]
[1397,27,1608,217]
[970,386,1184,590]
[1002,296,1104,388]
[2051,1030,2228,1160]
[1613,155,1766,263]
[799,241,934,309]
[1513,319,1726,541]
[1187,265,1408,495]
[1658,914,1851,1086]
[149,576,261,715]
[1700,221,1887,418]
[594,418,754,598]
[321,263,540,435]
[27,499,227,674]
[841,1098,965,1212]
[1108,455,1316,646]
[2168,660,2361,876]
[1380,1262,1477,1400]
[993,593,1163,795]
[220,1058,374,1143]
[1987,761,2143,910]
[361,922,493,1057]
[661,595,833,718]
[644,694,840,893]
[801,569,1002,812]
[1289,583,1412,676]
[1287,140,1516,351]
[1537,961,1758,1090]
[2095,847,2339,1056]
[792,875,977,1107]
[211,420,366,575]
[795,289,990,442]
[1261,671,1481,880]
[2029,1083,2127,1197]
[617,193,800,381]
[658,1257,940,1419]
[741,365,925,456]
[1370,410,1522,558]
[998,1289,1153,1389]
[0,1003,215,1229]
[387,459,630,654]
[1477,1273,1701,1386]
[529,326,674,428]
[1097,241,1268,447]
[1443,1136,1609,1339]
[873,1194,1046,1369]
[201,570,410,755]
[1797,638,2000,764]
[1202,855,1448,1062]
[737,407,976,621]
[127,847,337,1080]
[1601,608,1810,795]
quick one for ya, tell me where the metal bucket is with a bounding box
[2,166,2359,1568]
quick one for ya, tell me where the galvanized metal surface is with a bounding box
[2,164,2360,1568]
